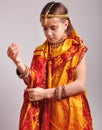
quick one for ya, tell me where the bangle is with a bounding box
[55,86,67,100]
[16,65,30,79]
[55,86,62,100]
[61,86,67,98]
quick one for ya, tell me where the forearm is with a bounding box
[15,61,30,85]
[7,43,32,85]
[46,80,86,99]
[64,79,86,97]
[15,61,26,74]
[64,55,86,97]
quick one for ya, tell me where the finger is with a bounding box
[8,43,20,51]
[11,43,21,48]
[7,45,20,55]
[29,93,35,98]
[25,88,35,92]
[8,43,20,52]
[29,96,37,101]
[29,96,34,101]
[10,45,21,53]
[12,48,20,55]
[32,101,39,106]
[7,46,20,58]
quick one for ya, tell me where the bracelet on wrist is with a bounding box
[55,86,62,100]
[16,65,30,79]
[61,86,67,98]
[55,85,67,100]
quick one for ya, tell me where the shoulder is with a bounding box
[67,30,88,51]
[35,42,46,50]
[68,30,83,46]
[33,40,47,52]
[33,40,48,57]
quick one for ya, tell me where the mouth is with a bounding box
[48,37,55,42]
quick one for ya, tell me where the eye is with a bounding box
[51,26,58,30]
[43,27,48,31]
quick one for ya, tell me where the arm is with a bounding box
[25,55,86,101]
[64,55,86,96]
[7,43,30,84]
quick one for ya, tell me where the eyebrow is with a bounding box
[41,24,58,27]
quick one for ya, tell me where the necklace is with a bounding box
[49,33,67,49]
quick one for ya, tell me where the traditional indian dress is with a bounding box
[19,30,93,130]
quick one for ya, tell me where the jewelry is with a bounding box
[55,86,62,100]
[61,86,67,98]
[50,33,67,49]
[16,65,30,79]
[55,86,67,100]
[41,14,68,19]
[40,3,68,25]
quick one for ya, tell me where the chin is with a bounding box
[48,39,57,44]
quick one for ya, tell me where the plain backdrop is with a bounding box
[0,0,102,130]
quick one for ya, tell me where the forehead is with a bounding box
[41,18,62,26]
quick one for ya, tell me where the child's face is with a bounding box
[41,18,68,44]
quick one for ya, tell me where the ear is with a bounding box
[63,20,69,30]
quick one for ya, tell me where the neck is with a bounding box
[49,33,67,48]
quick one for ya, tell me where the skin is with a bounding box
[7,18,86,102]
[41,18,68,44]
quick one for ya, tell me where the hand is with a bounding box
[25,87,55,101]
[7,43,22,64]
[25,87,47,101]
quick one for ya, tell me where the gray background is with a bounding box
[0,0,101,129]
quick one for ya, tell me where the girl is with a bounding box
[7,1,93,130]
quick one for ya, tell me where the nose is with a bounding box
[46,29,52,36]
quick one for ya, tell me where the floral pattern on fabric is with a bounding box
[19,30,93,130]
